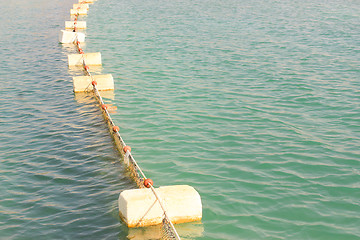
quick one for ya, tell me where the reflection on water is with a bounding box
[127,222,204,240]
[74,91,116,108]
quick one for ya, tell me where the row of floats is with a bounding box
[60,0,114,93]
[59,1,203,239]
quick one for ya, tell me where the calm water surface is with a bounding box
[1,0,359,239]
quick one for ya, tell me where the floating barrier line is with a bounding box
[61,1,202,238]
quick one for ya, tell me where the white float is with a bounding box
[65,21,87,29]
[73,74,114,92]
[70,8,88,15]
[118,185,202,228]
[59,30,85,44]
[68,52,102,66]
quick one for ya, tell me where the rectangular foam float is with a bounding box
[70,8,88,15]
[59,30,85,44]
[73,3,89,9]
[68,52,102,66]
[118,185,202,228]
[73,74,114,92]
[65,21,86,29]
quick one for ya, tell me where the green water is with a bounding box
[1,0,359,239]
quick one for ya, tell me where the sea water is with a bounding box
[0,0,359,239]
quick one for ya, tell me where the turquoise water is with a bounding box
[1,0,359,239]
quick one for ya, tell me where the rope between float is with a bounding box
[75,38,148,181]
